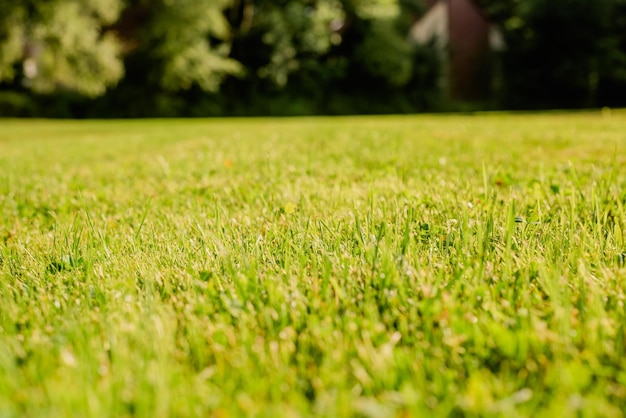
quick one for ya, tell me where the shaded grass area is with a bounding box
[1,111,626,417]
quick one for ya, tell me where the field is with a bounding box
[1,112,626,417]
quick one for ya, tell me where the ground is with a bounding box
[1,111,626,417]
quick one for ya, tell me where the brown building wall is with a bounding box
[447,0,490,100]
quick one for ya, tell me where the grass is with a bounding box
[1,111,626,417]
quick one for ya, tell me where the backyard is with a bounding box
[1,111,626,417]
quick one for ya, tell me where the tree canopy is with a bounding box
[476,0,626,108]
[0,0,625,116]
[0,0,123,96]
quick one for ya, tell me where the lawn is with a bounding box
[1,111,626,417]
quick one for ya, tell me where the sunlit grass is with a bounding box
[1,111,626,417]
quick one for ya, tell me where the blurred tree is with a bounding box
[1,0,443,116]
[476,0,626,108]
[226,0,344,88]
[351,19,413,87]
[118,0,242,93]
[91,0,245,117]
[0,0,123,96]
[596,0,626,106]
[222,0,440,114]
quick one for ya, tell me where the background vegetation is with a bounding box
[1,0,626,117]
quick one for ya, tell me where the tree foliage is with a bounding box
[221,0,439,115]
[476,0,626,108]
[1,0,625,115]
[0,0,124,96]
[124,0,242,93]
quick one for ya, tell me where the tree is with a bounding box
[596,0,626,106]
[1,0,443,116]
[222,0,440,114]
[0,0,124,96]
[476,0,626,108]
[118,0,242,93]
[225,0,344,88]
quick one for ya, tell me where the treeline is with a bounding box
[476,0,626,109]
[0,0,625,118]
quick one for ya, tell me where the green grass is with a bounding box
[1,111,626,417]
